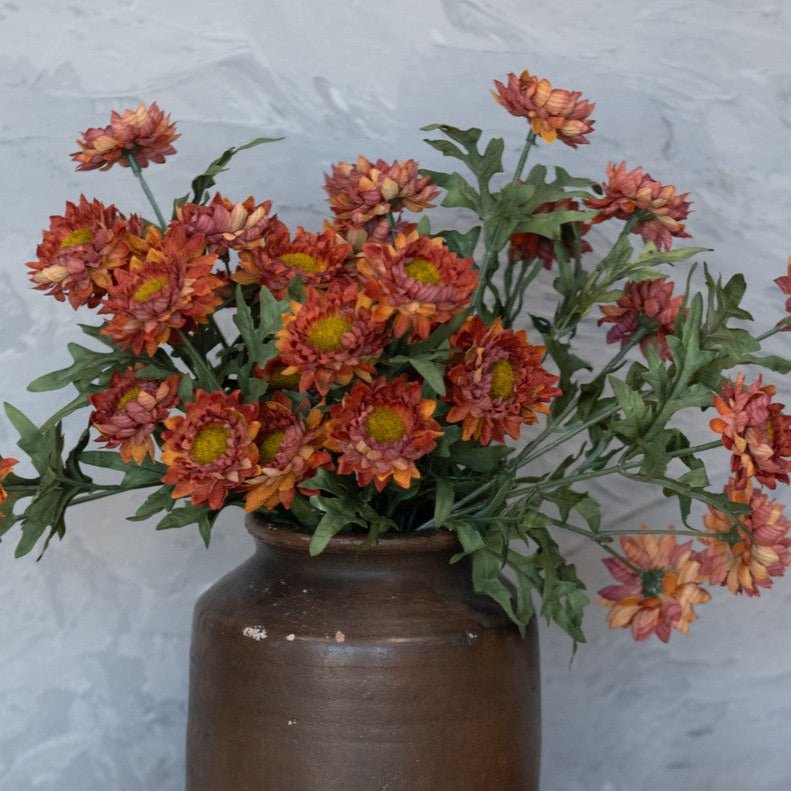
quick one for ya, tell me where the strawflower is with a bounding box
[27,196,142,309]
[325,376,442,492]
[358,231,477,340]
[244,393,332,511]
[710,374,791,489]
[599,531,710,642]
[161,390,261,510]
[445,316,560,445]
[89,366,180,464]
[275,282,390,396]
[598,278,683,361]
[492,69,595,147]
[72,102,179,171]
[586,161,691,251]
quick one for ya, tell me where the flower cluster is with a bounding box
[7,70,791,650]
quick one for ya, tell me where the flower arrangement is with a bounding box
[3,69,791,647]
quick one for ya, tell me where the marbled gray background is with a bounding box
[1,1,790,789]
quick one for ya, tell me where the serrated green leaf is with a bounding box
[409,357,446,396]
[128,486,176,522]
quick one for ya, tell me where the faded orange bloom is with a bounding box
[598,278,684,361]
[699,480,791,596]
[244,393,332,511]
[100,223,224,356]
[324,156,438,234]
[326,376,442,492]
[710,374,791,489]
[72,102,179,171]
[89,366,180,464]
[492,70,595,147]
[177,194,275,257]
[445,316,560,445]
[508,199,592,269]
[27,196,143,309]
[161,390,261,510]
[358,231,477,340]
[598,531,710,642]
[275,282,390,396]
[234,226,353,298]
[774,257,791,329]
[586,162,691,251]
[0,457,19,516]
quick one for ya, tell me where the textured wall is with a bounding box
[1,1,790,789]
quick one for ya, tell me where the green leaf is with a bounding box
[433,478,454,528]
[128,486,176,522]
[740,354,791,373]
[409,357,446,396]
[437,226,481,258]
[447,442,513,473]
[156,502,210,531]
[308,496,367,556]
[79,451,130,471]
[420,170,480,212]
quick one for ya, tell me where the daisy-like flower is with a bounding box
[89,366,180,464]
[176,194,275,258]
[324,156,438,232]
[27,196,143,309]
[161,389,261,510]
[445,316,560,445]
[234,226,353,298]
[699,480,791,596]
[710,374,791,489]
[508,199,592,269]
[275,282,390,396]
[774,256,791,329]
[325,376,442,492]
[598,531,711,642]
[492,70,595,148]
[100,223,224,355]
[244,393,332,511]
[597,278,684,361]
[72,102,179,171]
[358,231,478,340]
[0,457,19,516]
[585,162,692,251]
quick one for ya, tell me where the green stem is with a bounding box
[70,484,157,507]
[511,132,537,186]
[757,317,791,342]
[126,151,167,229]
[177,330,221,390]
[209,316,229,351]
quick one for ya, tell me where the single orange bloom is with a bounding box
[0,457,19,516]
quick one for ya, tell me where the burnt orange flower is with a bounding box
[326,376,442,492]
[0,457,18,516]
[275,282,390,396]
[492,70,595,148]
[774,257,791,329]
[358,231,477,340]
[27,196,143,309]
[508,199,592,269]
[176,194,275,257]
[445,316,560,445]
[598,531,710,642]
[699,480,791,596]
[234,226,353,298]
[244,393,332,511]
[100,223,223,355]
[710,374,791,489]
[72,102,179,171]
[161,390,260,510]
[89,366,180,464]
[324,156,438,234]
[586,162,691,251]
[597,278,684,361]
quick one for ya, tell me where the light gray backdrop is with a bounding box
[1,2,790,789]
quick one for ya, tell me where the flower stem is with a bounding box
[177,330,221,390]
[757,317,791,342]
[511,132,537,186]
[126,151,167,230]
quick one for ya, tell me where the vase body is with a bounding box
[186,515,540,791]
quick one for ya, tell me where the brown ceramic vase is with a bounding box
[185,514,541,791]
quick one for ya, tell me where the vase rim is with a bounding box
[245,512,459,555]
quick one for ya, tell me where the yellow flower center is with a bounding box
[132,276,169,303]
[405,257,441,285]
[490,359,516,399]
[364,407,406,443]
[117,386,141,410]
[260,430,286,463]
[281,252,323,273]
[60,228,94,249]
[191,423,230,465]
[307,315,352,352]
